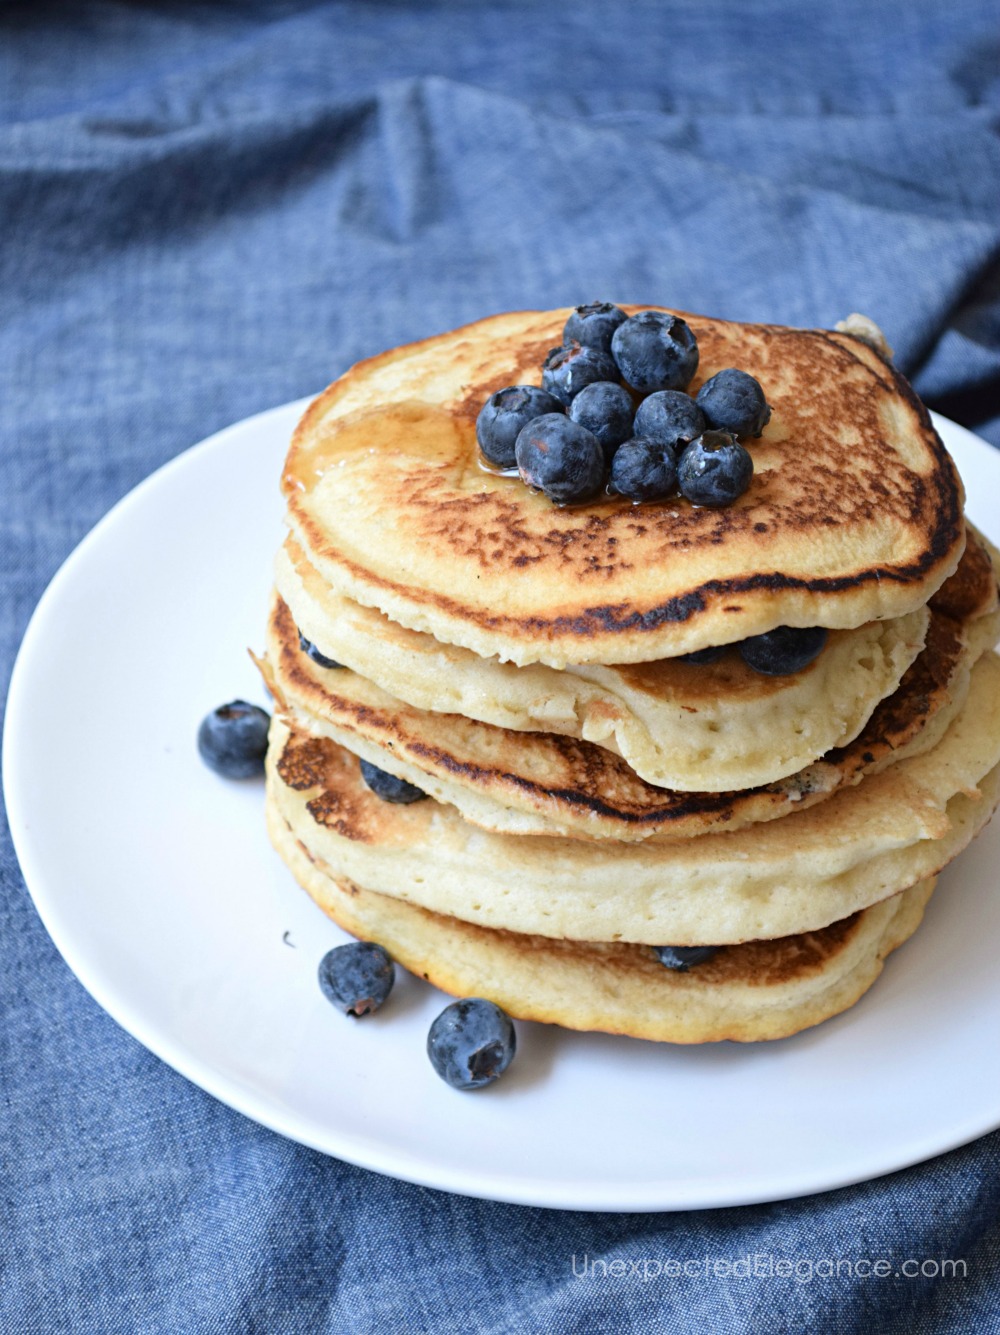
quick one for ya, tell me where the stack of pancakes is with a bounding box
[260,308,1000,1043]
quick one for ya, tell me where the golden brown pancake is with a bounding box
[282,307,965,666]
[274,532,930,792]
[261,575,999,840]
[260,527,999,839]
[268,799,936,1044]
[264,653,1000,945]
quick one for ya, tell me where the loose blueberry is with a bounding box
[298,628,343,670]
[427,997,516,1090]
[563,301,628,354]
[611,311,699,393]
[654,945,720,971]
[359,758,427,804]
[677,430,753,507]
[738,626,828,676]
[515,414,606,505]
[541,342,620,406]
[609,437,678,503]
[318,941,395,1017]
[569,381,635,460]
[197,700,270,778]
[696,368,771,438]
[476,385,565,470]
[679,645,726,664]
[633,390,706,449]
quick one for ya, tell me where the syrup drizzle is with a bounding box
[283,400,526,498]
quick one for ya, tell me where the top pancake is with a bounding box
[283,307,965,666]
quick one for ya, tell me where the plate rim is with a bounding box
[4,404,999,1213]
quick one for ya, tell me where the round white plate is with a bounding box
[4,405,1000,1212]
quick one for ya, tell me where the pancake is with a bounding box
[282,307,965,667]
[261,580,1000,841]
[265,650,1000,945]
[267,528,998,817]
[269,803,935,1043]
[275,536,931,792]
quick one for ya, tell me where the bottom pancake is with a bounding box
[267,797,935,1044]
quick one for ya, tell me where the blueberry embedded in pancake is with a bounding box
[738,625,827,676]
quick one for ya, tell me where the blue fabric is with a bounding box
[2,3,1000,1330]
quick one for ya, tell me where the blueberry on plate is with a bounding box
[476,385,564,470]
[197,700,270,778]
[611,311,699,393]
[541,342,619,406]
[562,301,628,354]
[609,437,678,503]
[427,997,516,1090]
[298,627,343,670]
[679,645,726,664]
[677,430,753,507]
[318,941,395,1017]
[696,368,771,438]
[633,390,706,450]
[738,626,828,676]
[359,758,427,804]
[569,381,635,459]
[654,945,720,971]
[515,414,606,505]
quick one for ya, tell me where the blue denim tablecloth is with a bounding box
[2,4,999,1331]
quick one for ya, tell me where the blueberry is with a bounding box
[427,998,516,1090]
[679,645,726,664]
[541,342,620,406]
[476,385,564,470]
[611,311,699,393]
[563,301,628,354]
[359,758,427,804]
[298,627,343,670]
[515,414,606,505]
[654,945,720,971]
[609,437,678,503]
[677,430,753,507]
[569,381,635,459]
[197,700,270,778]
[738,626,828,676]
[633,390,706,449]
[696,368,771,438]
[318,941,395,1017]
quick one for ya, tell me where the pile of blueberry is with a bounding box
[476,302,771,508]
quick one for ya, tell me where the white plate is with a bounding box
[4,404,1000,1213]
